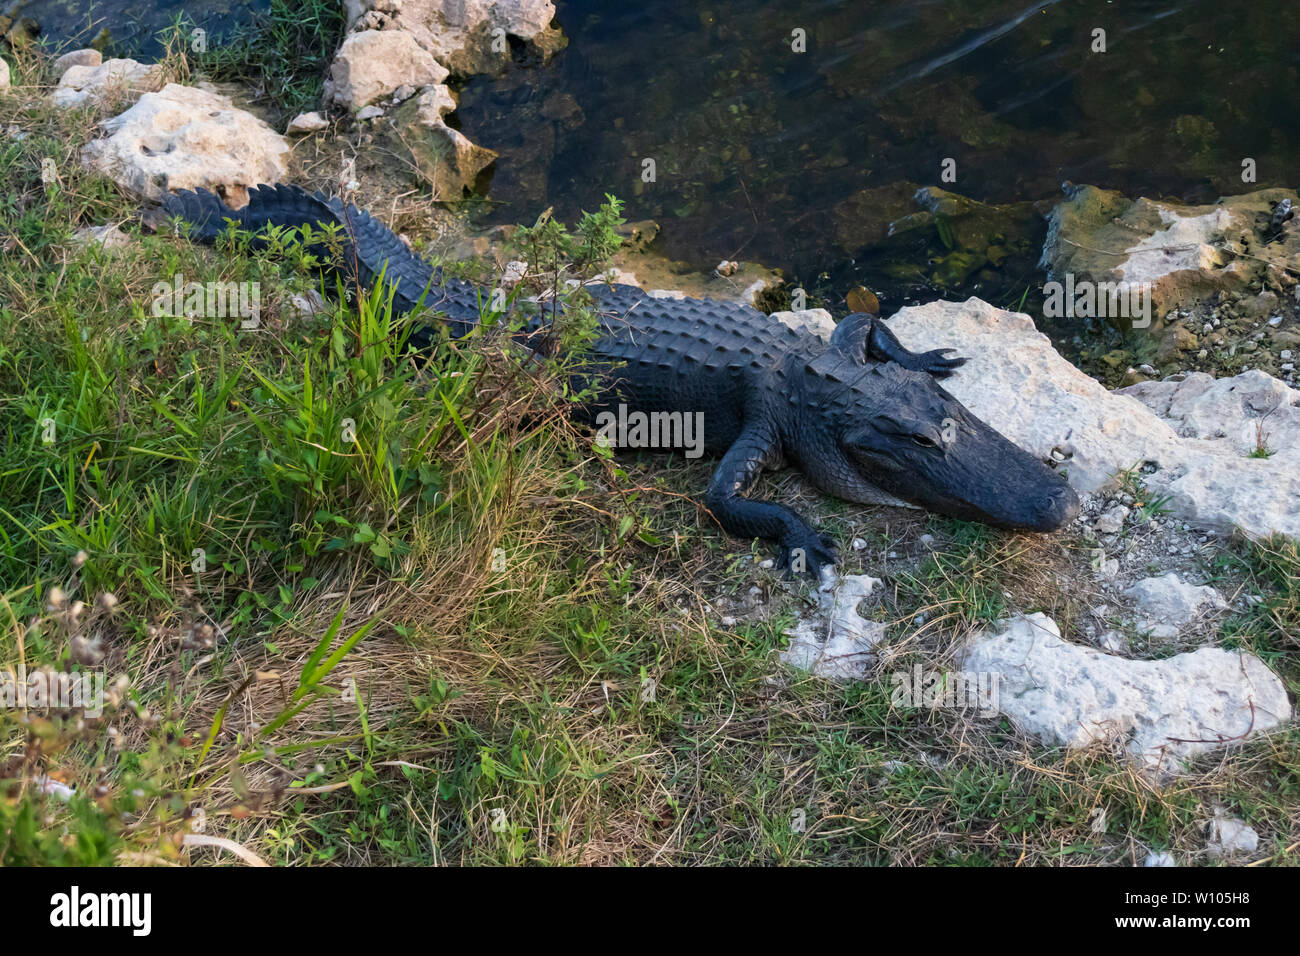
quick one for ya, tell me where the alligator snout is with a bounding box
[1029,483,1080,532]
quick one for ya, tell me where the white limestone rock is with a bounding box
[80,84,289,208]
[323,29,449,110]
[286,111,330,135]
[0,56,10,92]
[287,288,329,320]
[344,0,562,75]
[960,613,1290,776]
[52,58,163,109]
[1096,630,1125,653]
[500,260,528,286]
[52,48,102,78]
[781,575,885,681]
[1125,573,1226,639]
[772,308,836,339]
[738,278,773,308]
[1118,370,1300,457]
[1205,812,1259,859]
[413,83,457,122]
[1093,503,1129,535]
[70,224,133,251]
[561,268,642,291]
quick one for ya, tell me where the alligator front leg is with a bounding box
[704,422,839,578]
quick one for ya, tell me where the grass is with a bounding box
[0,50,1296,867]
[178,0,346,125]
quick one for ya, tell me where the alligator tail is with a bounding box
[161,183,485,338]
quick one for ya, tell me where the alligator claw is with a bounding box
[776,532,839,580]
[915,348,967,379]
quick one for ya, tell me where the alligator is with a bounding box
[162,184,1080,577]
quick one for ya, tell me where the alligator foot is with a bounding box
[901,347,967,378]
[776,528,839,580]
[870,320,967,378]
[830,312,968,379]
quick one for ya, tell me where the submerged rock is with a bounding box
[1040,183,1300,321]
[81,84,289,208]
[834,183,1040,291]
[960,613,1290,776]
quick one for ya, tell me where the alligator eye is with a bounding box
[911,435,938,448]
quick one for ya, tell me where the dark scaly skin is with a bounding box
[163,185,1080,578]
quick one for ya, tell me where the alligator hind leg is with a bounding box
[704,422,839,579]
[830,312,966,378]
[868,316,966,378]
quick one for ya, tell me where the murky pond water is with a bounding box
[26,0,1300,310]
[10,0,266,54]
[455,0,1300,308]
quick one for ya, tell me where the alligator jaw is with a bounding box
[842,402,1080,533]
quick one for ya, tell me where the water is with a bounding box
[453,0,1300,309]
[11,0,266,56]
[27,0,1300,311]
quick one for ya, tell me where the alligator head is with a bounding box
[787,314,1079,532]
